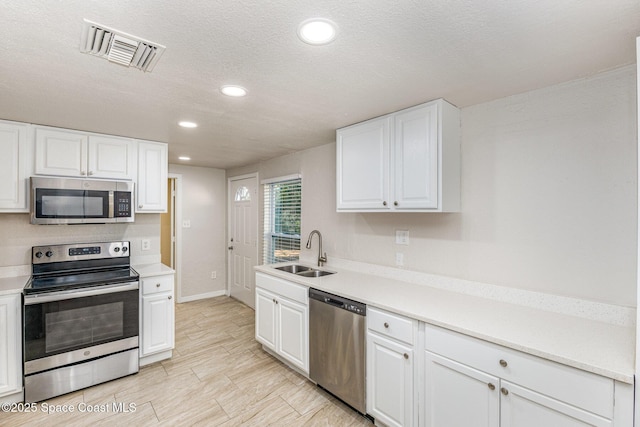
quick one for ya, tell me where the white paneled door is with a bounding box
[228,175,258,308]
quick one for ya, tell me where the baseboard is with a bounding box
[178,290,226,303]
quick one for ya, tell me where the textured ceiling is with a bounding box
[1,0,639,169]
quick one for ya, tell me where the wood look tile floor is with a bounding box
[3,296,373,426]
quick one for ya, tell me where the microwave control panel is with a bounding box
[114,191,132,217]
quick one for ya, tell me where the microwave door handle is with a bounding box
[109,191,114,218]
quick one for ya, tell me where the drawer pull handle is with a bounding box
[384,322,389,328]
[501,387,509,396]
[488,383,495,391]
[156,283,161,287]
[499,359,508,368]
[403,353,409,360]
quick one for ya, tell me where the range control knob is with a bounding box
[122,246,128,252]
[46,251,53,257]
[35,251,43,258]
[114,247,120,253]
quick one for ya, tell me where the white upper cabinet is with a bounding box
[337,99,460,212]
[0,120,31,212]
[34,126,135,180]
[87,135,136,180]
[337,117,391,210]
[136,140,168,213]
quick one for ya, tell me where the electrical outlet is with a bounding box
[395,230,410,245]
[395,252,404,267]
[141,239,151,251]
[211,271,217,279]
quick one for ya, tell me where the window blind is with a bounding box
[263,177,302,265]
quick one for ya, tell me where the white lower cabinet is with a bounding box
[140,273,175,365]
[367,307,418,427]
[0,293,22,402]
[422,324,624,427]
[255,273,309,374]
[423,350,499,427]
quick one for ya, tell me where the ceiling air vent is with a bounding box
[80,19,165,72]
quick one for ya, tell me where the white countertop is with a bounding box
[0,275,29,296]
[255,262,635,384]
[133,263,175,278]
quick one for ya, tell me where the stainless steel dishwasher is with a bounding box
[309,287,367,414]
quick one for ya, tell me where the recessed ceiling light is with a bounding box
[178,156,191,161]
[220,85,247,97]
[297,18,337,45]
[178,121,197,128]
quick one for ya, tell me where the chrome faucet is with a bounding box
[306,230,327,267]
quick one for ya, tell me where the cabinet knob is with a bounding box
[228,246,234,250]
[499,359,508,368]
[403,353,409,360]
[394,201,398,206]
[488,383,495,391]
[168,295,172,300]
[156,283,161,287]
[80,171,86,176]
[139,205,143,208]
[501,387,509,396]
[384,322,389,328]
[88,171,94,176]
[382,201,387,206]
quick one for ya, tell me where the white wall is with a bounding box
[169,164,227,299]
[0,213,161,269]
[227,65,637,307]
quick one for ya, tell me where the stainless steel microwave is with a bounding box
[31,177,134,224]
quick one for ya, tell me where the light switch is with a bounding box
[182,220,191,228]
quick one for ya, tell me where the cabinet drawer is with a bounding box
[424,324,614,419]
[367,306,417,345]
[256,272,307,305]
[141,275,174,295]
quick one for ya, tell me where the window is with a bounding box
[263,176,302,264]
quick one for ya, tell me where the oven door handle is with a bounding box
[24,281,139,305]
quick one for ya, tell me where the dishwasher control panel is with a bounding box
[309,288,366,315]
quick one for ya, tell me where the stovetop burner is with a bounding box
[26,241,139,295]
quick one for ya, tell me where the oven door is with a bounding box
[24,282,139,374]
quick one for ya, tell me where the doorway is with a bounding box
[227,173,258,308]
[160,174,182,301]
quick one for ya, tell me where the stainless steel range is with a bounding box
[23,241,140,403]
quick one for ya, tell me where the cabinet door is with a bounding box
[394,104,438,210]
[255,288,277,351]
[0,294,21,398]
[35,127,87,177]
[137,141,168,212]
[88,136,135,179]
[141,292,175,356]
[367,332,414,427]
[423,350,499,427]
[500,381,612,427]
[277,297,308,373]
[337,117,391,211]
[0,121,30,211]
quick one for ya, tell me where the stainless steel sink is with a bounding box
[275,264,314,274]
[296,270,335,278]
[274,264,336,278]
